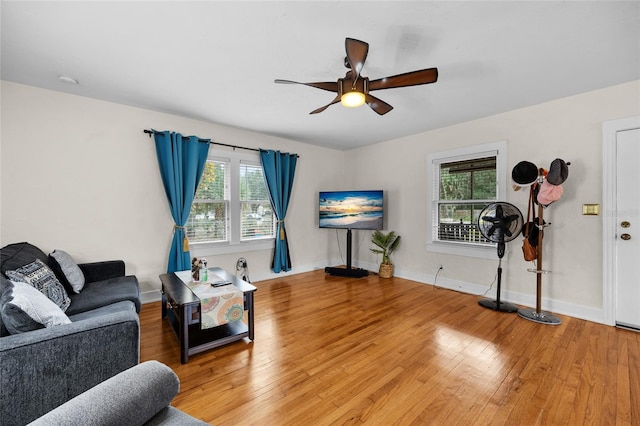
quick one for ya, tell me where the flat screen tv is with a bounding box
[319,190,384,230]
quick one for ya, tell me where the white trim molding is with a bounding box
[602,115,640,326]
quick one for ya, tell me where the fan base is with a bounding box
[478,298,519,313]
[517,308,562,325]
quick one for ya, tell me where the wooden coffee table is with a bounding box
[160,267,256,363]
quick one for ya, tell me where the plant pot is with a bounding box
[379,263,394,278]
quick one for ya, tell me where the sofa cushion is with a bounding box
[1,242,49,276]
[67,300,136,322]
[65,275,141,316]
[49,250,85,294]
[5,259,71,312]
[1,279,71,334]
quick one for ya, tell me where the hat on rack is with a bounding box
[537,180,564,205]
[547,158,570,185]
[511,161,538,190]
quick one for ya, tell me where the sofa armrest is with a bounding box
[28,361,205,426]
[0,310,139,426]
[79,260,125,282]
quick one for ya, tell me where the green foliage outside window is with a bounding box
[188,162,227,243]
[439,157,496,225]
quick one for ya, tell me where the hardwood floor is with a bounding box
[140,270,640,425]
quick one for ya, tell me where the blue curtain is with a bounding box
[153,130,210,273]
[260,149,298,273]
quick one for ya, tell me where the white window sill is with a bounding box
[190,239,275,257]
[426,241,508,260]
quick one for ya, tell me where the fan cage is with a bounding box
[477,203,524,244]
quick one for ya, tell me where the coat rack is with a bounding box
[517,169,562,325]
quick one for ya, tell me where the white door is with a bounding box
[615,127,640,329]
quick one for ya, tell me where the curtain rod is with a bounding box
[144,129,260,152]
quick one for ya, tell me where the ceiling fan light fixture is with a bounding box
[275,37,437,115]
[340,91,365,108]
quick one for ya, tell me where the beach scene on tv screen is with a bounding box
[319,191,383,229]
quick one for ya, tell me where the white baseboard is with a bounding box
[141,290,162,304]
[391,269,606,325]
[140,264,606,325]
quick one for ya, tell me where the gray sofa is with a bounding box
[0,242,141,426]
[28,360,208,425]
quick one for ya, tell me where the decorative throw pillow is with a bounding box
[0,276,15,336]
[49,249,85,293]
[5,259,71,312]
[1,280,71,334]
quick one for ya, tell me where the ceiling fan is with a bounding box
[275,37,438,115]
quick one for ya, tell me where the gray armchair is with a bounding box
[28,360,208,426]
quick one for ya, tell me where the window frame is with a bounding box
[426,140,508,260]
[190,149,275,257]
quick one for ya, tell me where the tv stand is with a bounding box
[324,266,369,277]
[324,229,369,278]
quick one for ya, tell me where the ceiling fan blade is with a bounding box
[345,38,369,80]
[274,79,338,93]
[369,68,438,91]
[309,95,341,114]
[364,94,393,115]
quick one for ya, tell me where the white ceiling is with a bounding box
[2,1,639,150]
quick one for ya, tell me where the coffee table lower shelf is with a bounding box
[164,306,250,361]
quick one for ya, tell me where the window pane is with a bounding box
[196,162,228,201]
[240,163,274,240]
[189,160,229,243]
[241,202,274,240]
[440,156,496,200]
[437,203,491,243]
[472,169,496,199]
[186,202,228,243]
[240,164,270,201]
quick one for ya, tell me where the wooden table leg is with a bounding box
[179,305,189,364]
[246,292,255,341]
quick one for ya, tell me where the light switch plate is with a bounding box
[582,204,600,215]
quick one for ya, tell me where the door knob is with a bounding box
[621,221,630,228]
[621,233,631,240]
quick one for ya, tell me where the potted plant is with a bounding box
[370,230,401,278]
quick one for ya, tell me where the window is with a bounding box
[187,150,275,254]
[187,159,229,243]
[239,162,274,240]
[427,141,508,259]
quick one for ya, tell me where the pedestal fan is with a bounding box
[477,202,524,312]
